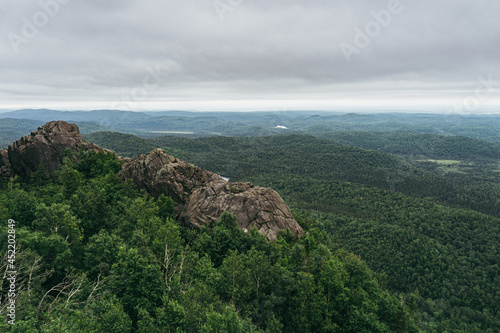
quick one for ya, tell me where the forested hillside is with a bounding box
[316,131,500,160]
[4,110,500,142]
[0,119,45,149]
[86,133,500,218]
[1,121,499,331]
[0,150,419,332]
[86,131,500,332]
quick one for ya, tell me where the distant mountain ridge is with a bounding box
[4,108,500,142]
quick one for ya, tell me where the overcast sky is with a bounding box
[1,0,499,112]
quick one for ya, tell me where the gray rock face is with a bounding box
[179,181,303,241]
[118,148,225,203]
[120,149,304,241]
[0,149,11,178]
[0,121,104,181]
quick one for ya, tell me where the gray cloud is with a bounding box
[1,0,499,111]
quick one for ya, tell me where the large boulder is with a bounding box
[1,121,104,181]
[120,149,304,241]
[179,181,303,241]
[118,148,225,203]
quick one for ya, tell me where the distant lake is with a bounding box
[149,131,195,134]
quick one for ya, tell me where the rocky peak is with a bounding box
[120,149,304,241]
[0,120,104,180]
[118,148,225,203]
[2,121,304,241]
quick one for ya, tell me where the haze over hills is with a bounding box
[3,109,500,144]
[3,0,500,330]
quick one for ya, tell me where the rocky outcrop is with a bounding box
[179,181,302,241]
[120,149,304,241]
[2,121,303,241]
[118,148,226,203]
[0,121,105,180]
[0,149,11,178]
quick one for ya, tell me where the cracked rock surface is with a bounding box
[0,121,105,180]
[120,149,304,241]
[180,181,303,241]
[118,148,225,203]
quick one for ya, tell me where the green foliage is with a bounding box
[60,164,82,198]
[87,130,500,331]
[193,212,262,267]
[111,246,165,323]
[75,149,123,179]
[157,193,175,220]
[6,124,500,331]
[67,296,133,332]
[318,130,500,161]
[84,230,125,278]
[33,203,83,245]
[202,306,262,333]
[0,165,419,332]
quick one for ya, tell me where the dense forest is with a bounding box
[1,151,419,332]
[1,112,499,332]
[86,132,500,218]
[315,131,500,160]
[84,131,500,332]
